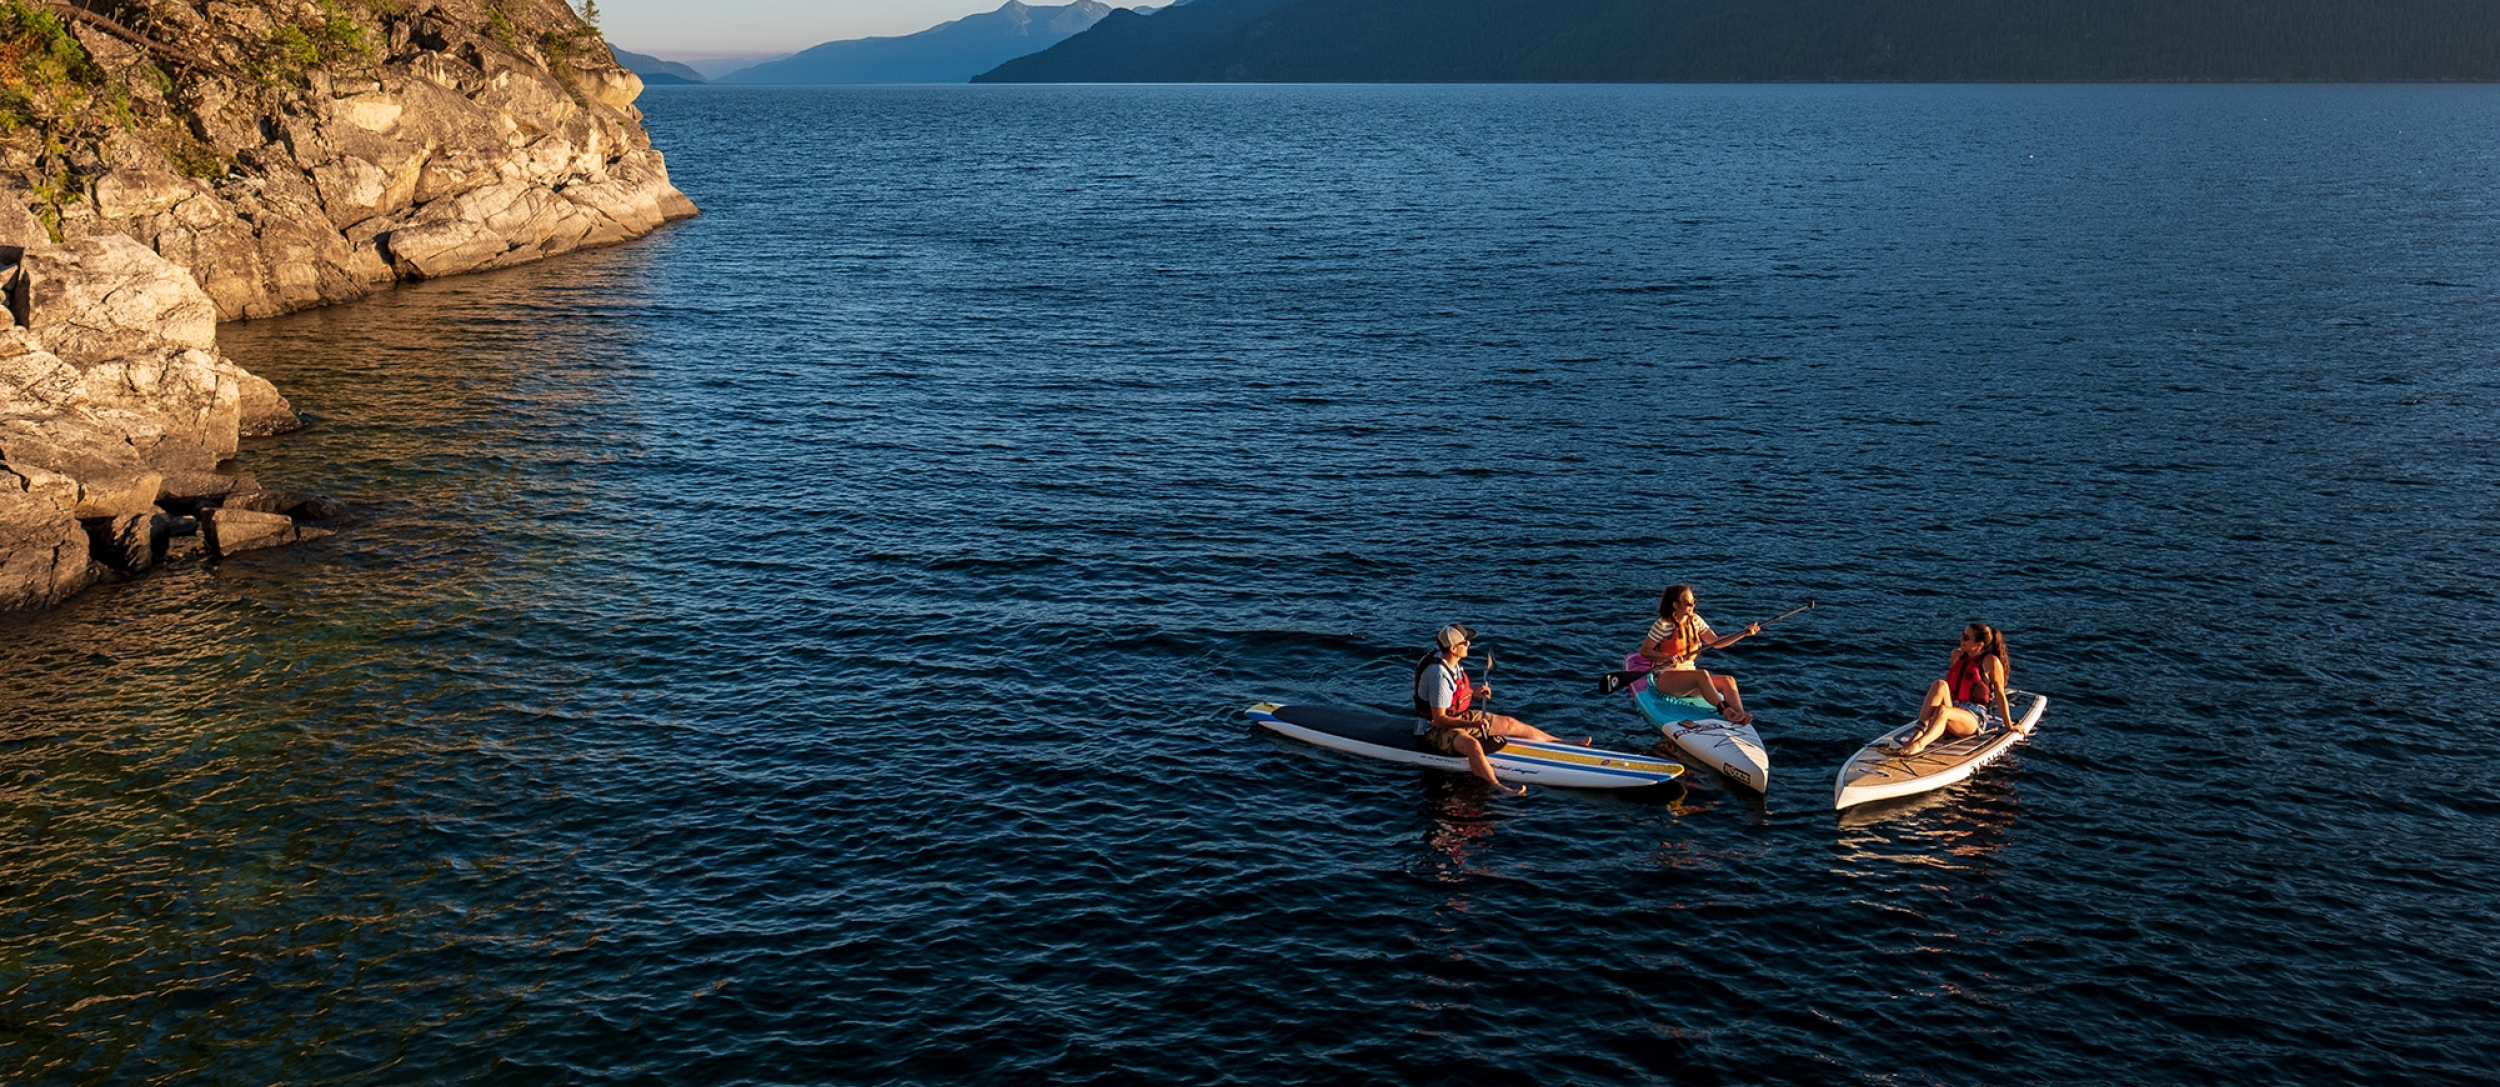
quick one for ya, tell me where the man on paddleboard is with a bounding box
[1415,624,1581,795]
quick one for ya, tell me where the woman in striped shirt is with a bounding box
[1631,584,1761,724]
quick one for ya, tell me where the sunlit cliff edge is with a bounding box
[0,0,697,613]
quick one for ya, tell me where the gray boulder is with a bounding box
[223,491,345,520]
[0,462,101,611]
[202,507,326,558]
[236,369,300,436]
[157,470,260,512]
[89,510,171,572]
[23,235,219,366]
[72,470,165,519]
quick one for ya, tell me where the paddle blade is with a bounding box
[1595,671,1636,696]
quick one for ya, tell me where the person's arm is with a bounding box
[1707,622,1763,650]
[1638,619,1672,660]
[1990,657,2015,729]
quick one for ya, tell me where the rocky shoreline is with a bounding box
[0,0,695,614]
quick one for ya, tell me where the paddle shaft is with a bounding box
[1756,600,1816,628]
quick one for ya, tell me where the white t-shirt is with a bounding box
[1414,659,1467,733]
[1642,614,1716,670]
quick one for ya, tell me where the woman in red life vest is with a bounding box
[1891,623,2015,757]
[1631,585,1761,724]
[1414,623,1582,795]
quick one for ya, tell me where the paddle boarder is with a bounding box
[1415,624,1579,795]
[1631,585,1761,724]
[1889,623,2015,757]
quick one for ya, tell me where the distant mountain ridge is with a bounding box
[724,1,1118,84]
[977,0,2500,82]
[612,48,709,85]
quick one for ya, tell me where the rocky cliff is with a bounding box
[0,0,695,317]
[0,0,697,613]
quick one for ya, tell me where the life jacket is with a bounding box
[1651,615,1706,667]
[1947,652,1997,704]
[1412,654,1473,718]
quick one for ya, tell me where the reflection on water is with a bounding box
[1833,772,2026,871]
[0,250,653,1086]
[1414,773,1512,886]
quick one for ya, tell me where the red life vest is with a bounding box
[1412,655,1473,718]
[1947,652,1997,704]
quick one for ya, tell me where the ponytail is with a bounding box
[1970,623,2010,676]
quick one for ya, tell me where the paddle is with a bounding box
[1593,599,1816,695]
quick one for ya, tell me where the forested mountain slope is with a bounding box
[977,0,2500,82]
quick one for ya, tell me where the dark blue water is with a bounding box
[5,84,2498,1085]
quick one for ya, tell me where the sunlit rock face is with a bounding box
[0,0,696,319]
[0,240,308,612]
[0,0,692,610]
[0,461,97,611]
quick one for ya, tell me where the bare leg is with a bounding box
[1454,733,1525,795]
[1654,668,1751,725]
[1710,674,1753,725]
[1895,681,1962,756]
[1940,706,1984,738]
[1479,713,1590,746]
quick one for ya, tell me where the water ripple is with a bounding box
[2,84,2497,1085]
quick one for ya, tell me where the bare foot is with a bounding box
[1569,736,1594,746]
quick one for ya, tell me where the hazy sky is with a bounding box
[598,0,1026,57]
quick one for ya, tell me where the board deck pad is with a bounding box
[1629,685,1770,793]
[1833,691,2048,810]
[1266,703,1430,751]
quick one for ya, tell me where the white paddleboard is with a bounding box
[1629,684,1770,793]
[1833,691,2048,811]
[1248,703,1683,790]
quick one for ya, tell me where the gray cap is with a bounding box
[1436,623,1476,649]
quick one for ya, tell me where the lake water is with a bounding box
[4,84,2497,1084]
